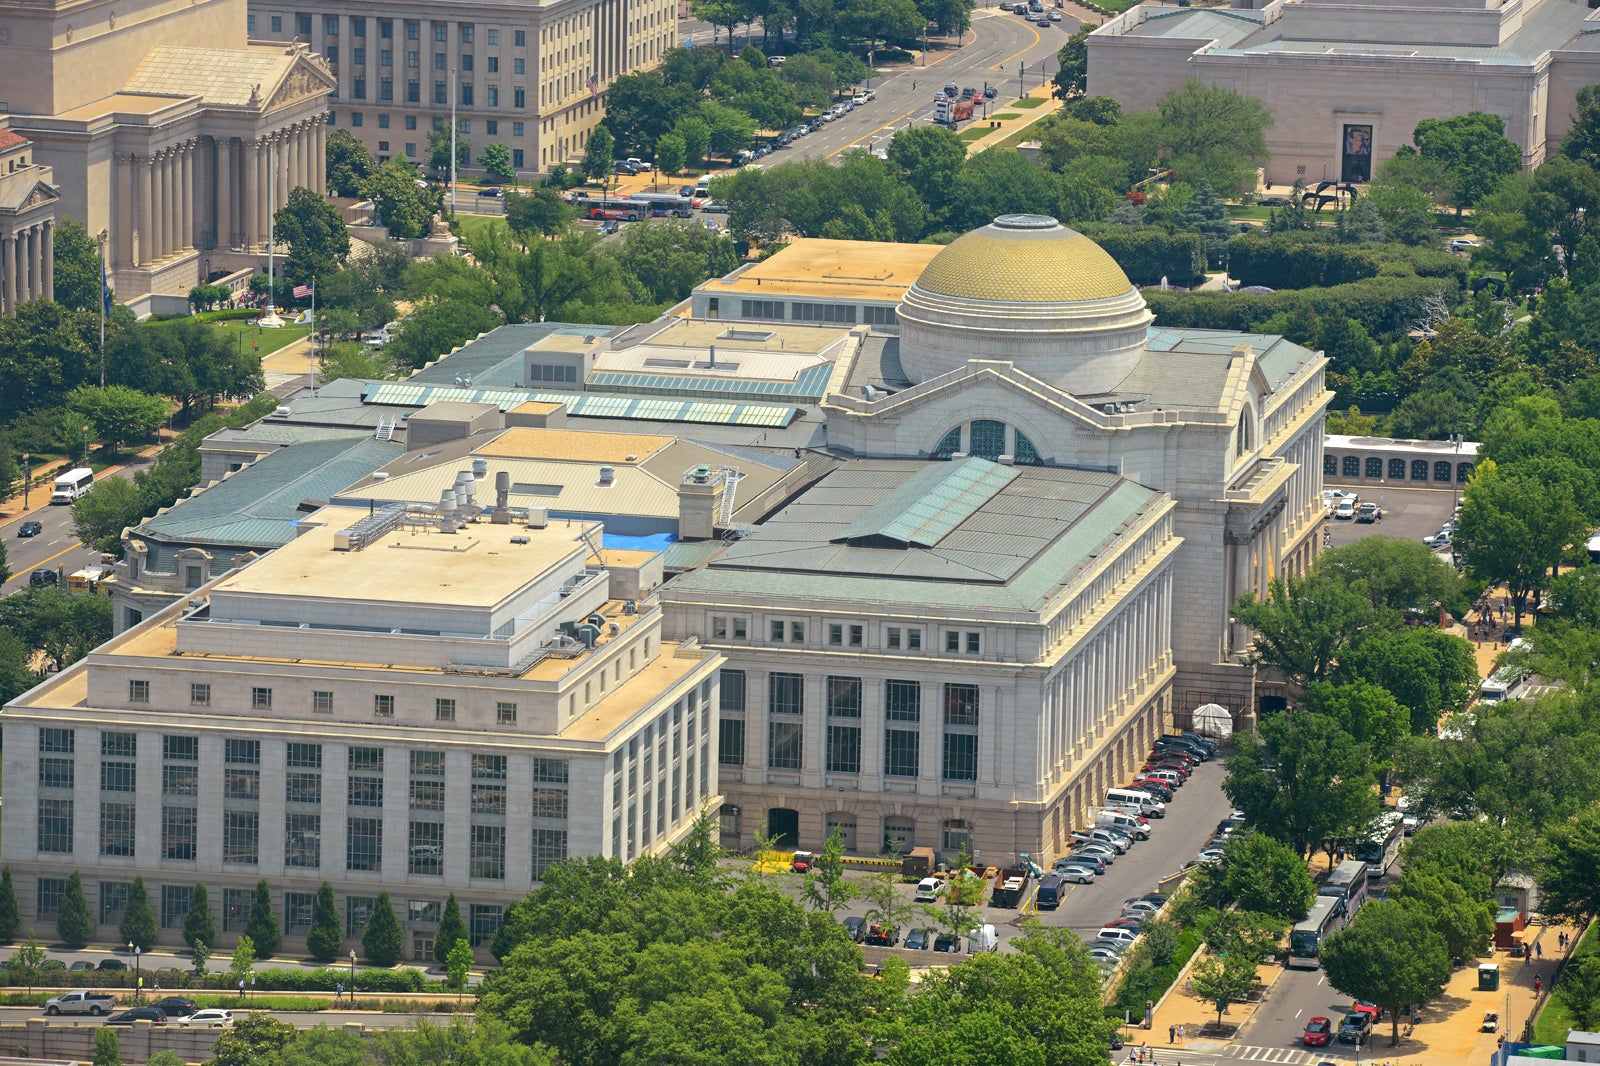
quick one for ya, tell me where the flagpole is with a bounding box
[260,138,284,327]
[97,229,108,387]
[309,278,317,398]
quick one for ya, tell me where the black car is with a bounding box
[475,187,503,198]
[841,915,868,942]
[97,958,126,971]
[678,184,696,197]
[933,933,962,953]
[17,520,42,537]
[29,568,58,586]
[1337,1011,1372,1045]
[904,927,934,950]
[106,1006,167,1026]
[151,996,197,1019]
[983,86,998,99]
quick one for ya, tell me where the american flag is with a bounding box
[587,72,599,95]
[293,283,314,300]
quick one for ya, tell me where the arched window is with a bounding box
[970,420,1006,460]
[882,816,914,856]
[1236,414,1253,457]
[933,427,962,459]
[1434,460,1453,483]
[1365,457,1383,479]
[1323,455,1337,476]
[1014,432,1041,466]
[1457,462,1474,483]
[1411,460,1429,481]
[1388,458,1406,480]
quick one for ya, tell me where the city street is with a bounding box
[0,1005,435,1030]
[1,474,133,595]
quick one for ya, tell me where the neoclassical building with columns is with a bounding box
[0,0,333,315]
[0,125,60,314]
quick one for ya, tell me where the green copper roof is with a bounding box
[835,458,1018,548]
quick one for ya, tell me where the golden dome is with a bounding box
[914,215,1134,304]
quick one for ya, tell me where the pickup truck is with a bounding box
[45,990,117,1015]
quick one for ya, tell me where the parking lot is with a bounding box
[1325,486,1458,550]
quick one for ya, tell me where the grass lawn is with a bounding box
[1533,923,1597,1043]
[958,126,992,142]
[455,214,507,243]
[1228,206,1275,221]
[1009,97,1047,108]
[993,113,1022,121]
[986,124,1041,153]
[211,320,313,357]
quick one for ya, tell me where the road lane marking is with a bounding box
[826,108,920,159]
[2,541,89,587]
[992,21,1041,68]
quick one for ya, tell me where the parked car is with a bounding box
[1089,937,1132,955]
[44,990,117,1016]
[67,961,94,972]
[1356,502,1380,523]
[841,915,867,942]
[791,850,814,873]
[1087,945,1123,964]
[1102,916,1143,930]
[1424,530,1452,549]
[181,1008,235,1028]
[1097,926,1140,945]
[1338,1011,1373,1045]
[30,568,58,586]
[913,876,944,902]
[863,923,899,946]
[904,927,934,950]
[17,520,42,537]
[106,1007,167,1026]
[933,933,962,953]
[152,997,198,1019]
[1304,1016,1333,1047]
[97,959,126,971]
[1450,238,1480,253]
[1054,863,1097,884]
[1066,852,1109,874]
[678,184,696,197]
[1334,498,1358,520]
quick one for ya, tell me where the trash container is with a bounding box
[1479,963,1500,991]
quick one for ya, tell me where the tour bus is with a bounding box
[50,467,94,504]
[576,196,645,221]
[630,193,693,218]
[1318,859,1370,918]
[1287,897,1346,970]
[1479,665,1530,704]
[1353,812,1405,879]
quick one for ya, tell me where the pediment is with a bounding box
[0,178,60,216]
[261,55,337,113]
[839,361,1110,431]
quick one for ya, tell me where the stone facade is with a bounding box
[0,126,58,314]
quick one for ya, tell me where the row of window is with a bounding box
[710,617,981,655]
[328,50,528,75]
[717,671,980,780]
[261,14,528,47]
[719,810,975,858]
[38,877,509,944]
[1326,455,1472,483]
[126,682,519,724]
[733,300,899,326]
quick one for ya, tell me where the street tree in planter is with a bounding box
[306,882,343,963]
[118,877,157,951]
[182,883,215,953]
[57,872,94,949]
[243,880,280,958]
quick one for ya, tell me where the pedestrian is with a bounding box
[1169,1025,1176,1045]
[1535,975,1542,995]
[1525,948,1532,966]
[335,981,343,1004]
[1140,1042,1149,1063]
[238,979,246,999]
[1178,1024,1186,1044]
[1185,976,1192,994]
[1537,941,1543,959]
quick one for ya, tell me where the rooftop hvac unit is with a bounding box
[577,624,601,648]
[586,614,605,627]
[473,457,488,478]
[526,506,548,528]
[622,600,638,615]
[692,465,711,484]
[599,465,616,485]
[510,535,530,545]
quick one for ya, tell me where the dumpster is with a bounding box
[1478,962,1500,991]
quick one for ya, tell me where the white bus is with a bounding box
[1353,813,1405,878]
[1287,897,1345,969]
[50,467,94,504]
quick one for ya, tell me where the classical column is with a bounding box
[19,227,34,303]
[179,143,193,251]
[242,140,259,248]
[314,118,326,194]
[41,220,54,302]
[256,138,270,245]
[215,138,233,249]
[284,127,297,197]
[114,155,131,269]
[153,152,169,260]
[138,156,153,266]
[1,235,13,313]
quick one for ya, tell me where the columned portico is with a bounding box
[0,216,58,315]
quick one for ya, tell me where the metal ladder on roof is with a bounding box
[717,468,743,525]
[374,416,396,441]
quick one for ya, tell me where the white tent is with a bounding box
[1191,703,1233,739]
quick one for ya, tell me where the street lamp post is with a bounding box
[21,454,29,509]
[129,943,141,1001]
[349,951,357,1008]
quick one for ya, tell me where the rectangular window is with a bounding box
[434,81,447,104]
[353,46,366,63]
[434,52,446,69]
[285,812,321,867]
[720,669,746,712]
[36,878,66,921]
[864,305,899,326]
[406,115,417,130]
[714,616,729,639]
[740,299,785,320]
[407,20,420,39]
[407,142,418,157]
[407,81,420,103]
[374,694,394,717]
[514,29,526,45]
[38,798,73,853]
[887,627,901,649]
[379,18,392,37]
[496,701,517,725]
[40,728,75,754]
[224,809,260,864]
[487,85,499,107]
[719,718,744,765]
[470,824,506,879]
[409,821,444,875]
[434,23,447,41]
[943,733,978,781]
[791,302,858,324]
[768,722,802,770]
[886,680,921,721]
[162,765,197,797]
[286,771,321,804]
[100,801,136,856]
[828,623,842,646]
[39,756,74,790]
[128,679,149,703]
[284,891,315,934]
[791,621,805,642]
[827,676,862,717]
[325,45,339,65]
[380,49,392,66]
[287,743,322,768]
[409,899,442,924]
[471,755,507,815]
[162,805,197,860]
[101,760,135,793]
[488,56,499,73]
[353,75,368,99]
[946,630,960,653]
[436,698,456,722]
[532,828,568,880]
[769,673,803,716]
[251,687,272,710]
[225,768,259,800]
[99,881,130,926]
[966,632,981,654]
[849,624,864,647]
[908,628,922,650]
[885,729,919,777]
[161,884,193,929]
[460,84,473,106]
[461,53,474,72]
[944,683,979,727]
[470,904,503,945]
[298,13,312,36]
[352,15,366,35]
[513,122,524,136]
[407,50,419,68]
[222,887,254,933]
[514,58,526,75]
[351,112,363,127]
[487,27,498,44]
[190,683,210,706]
[271,14,283,33]
[410,751,445,811]
[347,896,377,935]
[325,15,339,35]
[460,24,474,42]
[513,87,525,108]
[770,620,784,642]
[827,725,861,774]
[347,817,383,871]
[313,690,333,713]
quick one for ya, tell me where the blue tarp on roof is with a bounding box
[602,532,677,552]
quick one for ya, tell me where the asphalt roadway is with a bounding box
[0,1005,430,1030]
[1,473,135,595]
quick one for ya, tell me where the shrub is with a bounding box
[1082,225,1207,287]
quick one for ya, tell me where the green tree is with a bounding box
[147,1052,186,1066]
[427,125,472,178]
[118,877,157,951]
[51,217,110,315]
[188,283,231,312]
[0,869,18,943]
[317,341,394,385]
[479,143,516,183]
[674,116,712,171]
[699,101,758,160]
[364,158,440,239]
[446,937,474,1003]
[435,894,468,966]
[1388,870,1493,963]
[362,892,404,966]
[230,934,257,992]
[1558,955,1600,1032]
[888,124,968,226]
[1363,178,1438,246]
[1456,458,1589,624]
[1539,804,1600,921]
[504,186,580,239]
[383,292,503,371]
[654,133,687,177]
[1190,950,1259,1028]
[182,883,215,952]
[1052,25,1091,99]
[584,126,616,184]
[1220,831,1315,921]
[1298,681,1408,762]
[68,384,168,453]
[1412,112,1523,214]
[274,187,351,286]
[607,219,739,304]
[1320,899,1452,1045]
[207,1012,296,1066]
[1156,80,1273,197]
[1338,629,1478,736]
[244,880,279,958]
[8,931,45,992]
[0,586,114,671]
[325,128,376,198]
[801,826,855,914]
[57,871,94,948]
[1314,537,1469,617]
[1233,574,1380,690]
[1224,711,1380,860]
[92,1025,121,1066]
[837,0,920,63]
[191,941,210,978]
[306,882,343,962]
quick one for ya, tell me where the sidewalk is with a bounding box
[961,81,1063,155]
[0,446,162,525]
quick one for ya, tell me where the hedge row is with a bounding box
[1082,226,1207,287]
[5,964,437,994]
[1145,273,1452,337]
[1109,926,1204,1015]
[1224,234,1467,291]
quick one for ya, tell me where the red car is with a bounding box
[1303,1017,1333,1047]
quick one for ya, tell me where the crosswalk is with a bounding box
[1225,1046,1314,1063]
[1122,1044,1327,1066]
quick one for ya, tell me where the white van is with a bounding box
[1107,787,1164,817]
[913,876,943,903]
[967,924,998,953]
[1097,809,1151,839]
[694,174,712,196]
